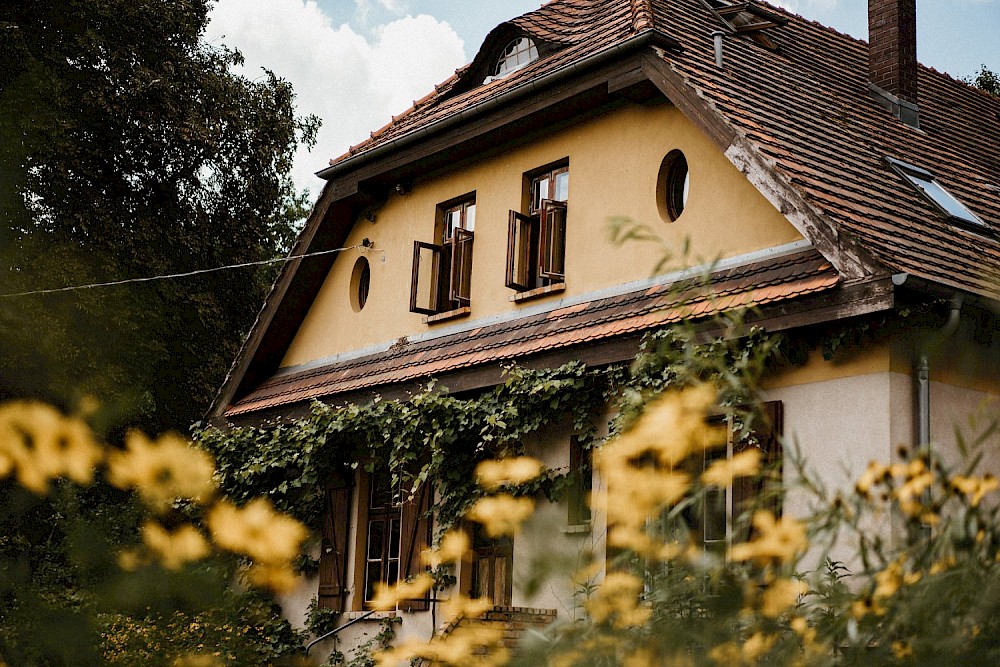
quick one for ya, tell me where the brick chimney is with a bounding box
[868,0,920,127]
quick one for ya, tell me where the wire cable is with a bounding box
[0,244,373,298]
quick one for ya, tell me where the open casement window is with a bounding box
[538,200,567,281]
[410,198,475,315]
[506,165,568,292]
[318,473,354,611]
[698,401,784,553]
[470,523,513,606]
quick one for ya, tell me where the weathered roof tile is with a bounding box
[225,250,837,416]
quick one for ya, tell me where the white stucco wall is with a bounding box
[284,368,996,664]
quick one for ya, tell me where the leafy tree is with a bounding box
[0,0,318,433]
[965,65,999,97]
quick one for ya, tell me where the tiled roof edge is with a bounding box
[272,239,815,378]
[317,27,681,180]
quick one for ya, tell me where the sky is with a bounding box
[206,0,999,199]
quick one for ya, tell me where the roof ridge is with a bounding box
[631,0,655,31]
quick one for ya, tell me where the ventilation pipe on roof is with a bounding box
[868,0,920,128]
[712,30,726,68]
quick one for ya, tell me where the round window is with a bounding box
[350,256,371,312]
[657,150,690,222]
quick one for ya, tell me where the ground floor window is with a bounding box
[471,523,513,606]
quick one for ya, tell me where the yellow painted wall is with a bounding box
[282,102,804,368]
[762,335,1000,396]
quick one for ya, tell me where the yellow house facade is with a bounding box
[211,0,999,660]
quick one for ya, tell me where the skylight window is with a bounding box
[887,158,983,226]
[492,38,538,79]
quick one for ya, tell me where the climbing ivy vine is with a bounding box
[194,308,804,542]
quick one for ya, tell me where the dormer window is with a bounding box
[490,38,538,81]
[887,158,983,227]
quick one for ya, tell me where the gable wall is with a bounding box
[282,102,803,369]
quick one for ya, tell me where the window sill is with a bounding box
[423,307,471,324]
[562,522,592,535]
[510,283,566,303]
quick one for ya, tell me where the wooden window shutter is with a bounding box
[506,210,534,291]
[538,199,567,281]
[318,476,354,611]
[448,228,474,306]
[732,401,784,542]
[398,482,433,611]
[410,240,443,315]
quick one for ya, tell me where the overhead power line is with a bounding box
[0,244,372,298]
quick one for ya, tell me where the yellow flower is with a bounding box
[245,561,300,593]
[608,385,720,469]
[376,625,507,667]
[441,593,494,621]
[604,468,690,525]
[728,511,808,565]
[108,431,216,510]
[702,449,762,487]
[855,461,888,497]
[892,640,913,659]
[790,615,817,644]
[930,556,956,574]
[951,474,999,507]
[760,578,808,617]
[708,642,742,665]
[585,572,651,628]
[172,654,223,667]
[742,632,777,662]
[895,470,933,504]
[475,456,544,490]
[0,401,103,494]
[142,522,210,570]
[206,498,308,564]
[422,529,470,568]
[369,573,434,611]
[873,557,914,601]
[467,495,534,537]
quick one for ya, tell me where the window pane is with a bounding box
[388,517,401,557]
[554,171,569,202]
[532,176,550,212]
[444,209,461,241]
[465,204,476,232]
[386,560,399,588]
[365,562,381,600]
[704,487,727,542]
[367,520,384,559]
[904,172,981,223]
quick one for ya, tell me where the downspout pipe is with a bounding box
[916,294,963,459]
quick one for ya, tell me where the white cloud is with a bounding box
[208,0,465,198]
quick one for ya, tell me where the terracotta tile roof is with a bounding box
[333,0,636,162]
[224,250,838,416]
[328,0,1000,300]
[650,0,1000,299]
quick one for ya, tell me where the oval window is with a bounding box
[350,256,371,312]
[657,150,690,222]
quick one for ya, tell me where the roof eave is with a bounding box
[316,28,682,181]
